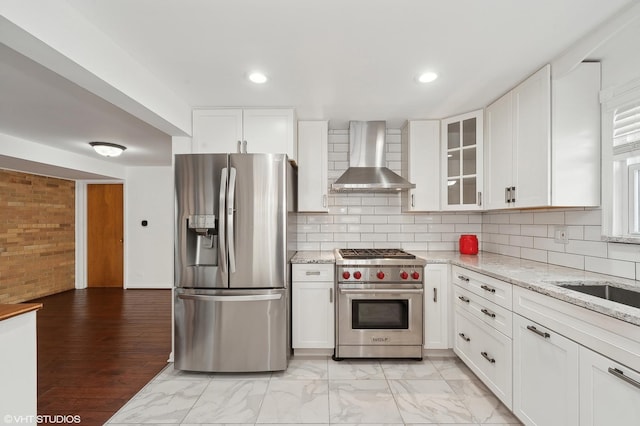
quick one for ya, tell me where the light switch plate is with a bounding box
[554,225,569,244]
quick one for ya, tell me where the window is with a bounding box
[603,83,640,241]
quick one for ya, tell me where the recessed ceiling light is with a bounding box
[248,72,268,84]
[417,71,438,83]
[90,142,126,157]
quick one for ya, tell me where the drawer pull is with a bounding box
[480,284,496,293]
[481,351,496,364]
[305,271,321,276]
[481,308,496,318]
[329,288,333,303]
[458,295,470,303]
[608,367,640,390]
[458,275,470,282]
[527,325,550,339]
[458,333,471,342]
[433,288,438,303]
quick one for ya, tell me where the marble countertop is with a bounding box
[291,250,640,326]
[0,303,42,322]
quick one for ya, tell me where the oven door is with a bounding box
[337,286,423,346]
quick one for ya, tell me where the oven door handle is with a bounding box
[338,288,423,294]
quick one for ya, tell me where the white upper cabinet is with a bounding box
[401,120,440,212]
[192,108,296,159]
[484,63,601,210]
[441,110,483,210]
[297,121,328,212]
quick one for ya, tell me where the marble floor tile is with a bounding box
[448,379,521,424]
[380,359,442,380]
[430,357,478,380]
[106,379,209,424]
[211,371,273,381]
[328,359,385,379]
[271,357,329,380]
[153,364,215,382]
[256,379,330,423]
[181,379,268,424]
[329,380,403,424]
[389,379,475,424]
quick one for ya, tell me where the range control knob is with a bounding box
[376,271,385,280]
[411,271,420,280]
[400,271,409,280]
[342,271,351,279]
[354,271,362,280]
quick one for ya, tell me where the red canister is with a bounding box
[459,234,478,255]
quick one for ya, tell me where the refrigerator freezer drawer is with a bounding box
[174,288,288,372]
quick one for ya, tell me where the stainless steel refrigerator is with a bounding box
[174,153,296,372]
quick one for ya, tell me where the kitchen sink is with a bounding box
[555,282,640,309]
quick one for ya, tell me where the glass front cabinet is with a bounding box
[441,110,484,210]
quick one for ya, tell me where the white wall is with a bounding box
[125,166,174,288]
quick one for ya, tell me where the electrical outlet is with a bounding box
[554,225,569,244]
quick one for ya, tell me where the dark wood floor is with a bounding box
[30,288,172,426]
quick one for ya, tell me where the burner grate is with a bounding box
[339,248,416,260]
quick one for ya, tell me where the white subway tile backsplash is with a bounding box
[361,215,388,224]
[415,233,442,242]
[361,233,387,242]
[388,233,415,242]
[608,243,640,262]
[455,224,482,233]
[483,224,500,234]
[428,242,457,251]
[348,206,375,215]
[348,224,374,233]
[499,224,521,235]
[565,240,608,258]
[388,216,415,224]
[402,224,429,233]
[415,215,442,224]
[334,215,361,224]
[321,224,347,233]
[534,211,565,225]
[362,197,388,206]
[584,226,603,241]
[327,206,348,215]
[333,233,361,242]
[306,215,334,224]
[442,215,470,224]
[521,248,548,263]
[308,233,334,242]
[533,237,566,252]
[509,212,534,224]
[298,224,320,233]
[375,206,402,215]
[509,235,534,248]
[328,152,348,162]
[297,242,321,251]
[374,224,403,233]
[332,143,349,152]
[585,256,636,279]
[428,224,455,233]
[548,252,585,270]
[565,209,601,226]
[520,224,548,237]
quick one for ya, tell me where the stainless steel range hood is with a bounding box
[332,121,415,192]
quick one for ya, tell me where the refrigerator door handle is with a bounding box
[177,293,282,302]
[218,168,228,274]
[227,167,237,273]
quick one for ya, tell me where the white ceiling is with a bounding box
[1,0,639,170]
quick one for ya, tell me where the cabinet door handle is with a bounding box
[458,332,470,342]
[505,187,511,203]
[322,194,327,208]
[608,367,640,390]
[526,325,550,339]
[237,140,242,153]
[481,351,496,364]
[511,186,516,203]
[411,194,415,208]
[242,140,248,153]
[480,284,496,293]
[477,191,482,207]
[457,275,470,282]
[458,295,470,303]
[329,288,333,304]
[481,308,496,318]
[305,271,321,276]
[433,287,437,303]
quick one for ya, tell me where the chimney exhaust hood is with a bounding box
[331,121,416,192]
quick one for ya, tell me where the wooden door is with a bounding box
[87,184,123,287]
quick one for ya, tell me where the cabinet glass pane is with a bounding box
[448,122,460,149]
[448,179,460,205]
[462,118,476,147]
[462,177,477,205]
[448,150,460,177]
[462,147,476,175]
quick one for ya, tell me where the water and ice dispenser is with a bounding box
[186,214,217,266]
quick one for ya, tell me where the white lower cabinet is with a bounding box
[579,346,640,426]
[454,307,512,408]
[424,264,449,349]
[513,313,579,426]
[292,264,335,349]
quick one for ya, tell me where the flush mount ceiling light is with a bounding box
[248,71,268,84]
[417,71,438,83]
[89,142,127,157]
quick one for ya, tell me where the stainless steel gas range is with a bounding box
[333,248,426,360]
